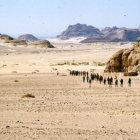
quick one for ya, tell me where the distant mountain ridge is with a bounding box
[18,34,38,41]
[57,24,140,42]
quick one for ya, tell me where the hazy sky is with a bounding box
[0,0,140,37]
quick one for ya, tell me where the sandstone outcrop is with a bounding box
[105,37,140,73]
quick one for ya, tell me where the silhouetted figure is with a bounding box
[87,72,89,77]
[104,78,106,85]
[109,78,112,87]
[83,76,85,83]
[99,76,103,84]
[89,79,92,88]
[97,74,99,82]
[87,76,89,82]
[110,77,113,85]
[128,78,131,87]
[120,79,123,87]
[107,77,110,85]
[115,79,118,87]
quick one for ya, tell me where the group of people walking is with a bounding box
[70,70,132,88]
[70,70,88,77]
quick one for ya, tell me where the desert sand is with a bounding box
[0,40,140,140]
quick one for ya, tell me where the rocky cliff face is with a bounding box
[104,37,140,73]
[57,23,103,39]
[18,34,38,41]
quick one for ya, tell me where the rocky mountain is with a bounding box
[57,23,103,39]
[18,34,38,41]
[57,24,140,42]
[82,27,140,43]
[104,37,140,73]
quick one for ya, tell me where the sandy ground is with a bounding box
[0,41,133,74]
[0,41,140,140]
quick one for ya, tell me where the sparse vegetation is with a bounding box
[1,64,7,68]
[51,61,90,66]
[35,69,40,72]
[92,61,106,66]
[52,68,57,71]
[22,94,35,98]
[78,62,89,65]
[32,71,36,74]
[12,71,17,74]
[14,80,19,82]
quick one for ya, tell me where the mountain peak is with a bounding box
[57,23,102,39]
[18,34,38,41]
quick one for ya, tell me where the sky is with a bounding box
[0,0,140,38]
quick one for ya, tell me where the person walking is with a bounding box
[109,78,112,88]
[83,76,85,83]
[89,79,92,88]
[87,76,89,82]
[128,78,131,87]
[107,77,110,85]
[104,77,106,85]
[120,79,123,87]
[115,79,118,87]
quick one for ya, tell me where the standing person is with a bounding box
[83,76,85,83]
[128,78,131,87]
[115,79,118,87]
[89,79,92,88]
[57,71,59,75]
[120,79,123,87]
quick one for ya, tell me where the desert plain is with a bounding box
[0,40,140,140]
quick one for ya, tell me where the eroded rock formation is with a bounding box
[105,37,140,73]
